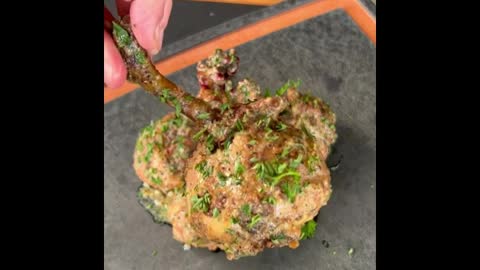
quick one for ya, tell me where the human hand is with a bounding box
[104,0,172,88]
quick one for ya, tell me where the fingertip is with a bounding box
[104,31,127,89]
[130,0,171,53]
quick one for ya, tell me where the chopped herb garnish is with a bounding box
[141,122,155,137]
[302,93,314,103]
[174,100,181,117]
[249,157,259,163]
[193,127,207,141]
[135,50,147,64]
[277,163,287,174]
[348,248,355,257]
[161,124,169,132]
[248,140,257,146]
[300,220,317,240]
[254,158,301,187]
[270,170,300,186]
[152,250,158,256]
[248,214,261,229]
[265,196,276,204]
[234,159,245,177]
[224,135,233,150]
[159,89,172,103]
[136,141,144,152]
[270,234,285,244]
[175,136,185,145]
[196,112,210,120]
[174,143,187,159]
[276,79,301,96]
[220,103,230,114]
[217,172,227,186]
[265,129,279,142]
[206,134,215,154]
[147,167,158,175]
[264,88,272,97]
[290,154,303,169]
[191,193,211,213]
[212,208,220,218]
[195,160,212,179]
[256,115,271,128]
[151,176,162,185]
[281,177,302,202]
[112,22,131,48]
[241,204,251,217]
[301,123,315,139]
[307,156,320,172]
[235,119,244,131]
[172,116,184,127]
[231,217,239,224]
[280,146,291,158]
[276,122,287,131]
[144,143,154,162]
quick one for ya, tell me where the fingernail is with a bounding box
[151,24,165,55]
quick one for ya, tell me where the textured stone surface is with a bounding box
[104,9,376,270]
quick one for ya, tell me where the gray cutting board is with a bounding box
[104,10,376,270]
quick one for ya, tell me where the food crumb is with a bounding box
[333,251,336,255]
[348,247,355,257]
[370,184,374,189]
[152,250,157,256]
[183,244,191,251]
[209,12,215,17]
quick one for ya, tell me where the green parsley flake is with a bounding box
[196,112,210,120]
[300,220,317,240]
[212,208,220,218]
[248,214,261,229]
[191,193,211,213]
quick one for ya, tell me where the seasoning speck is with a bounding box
[321,240,330,248]
[348,247,355,257]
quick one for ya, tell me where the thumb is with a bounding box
[130,0,172,56]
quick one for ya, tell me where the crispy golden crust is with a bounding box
[184,95,334,259]
[132,48,337,260]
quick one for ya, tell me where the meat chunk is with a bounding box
[132,48,337,260]
[183,93,333,259]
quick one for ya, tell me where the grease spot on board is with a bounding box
[324,74,343,92]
